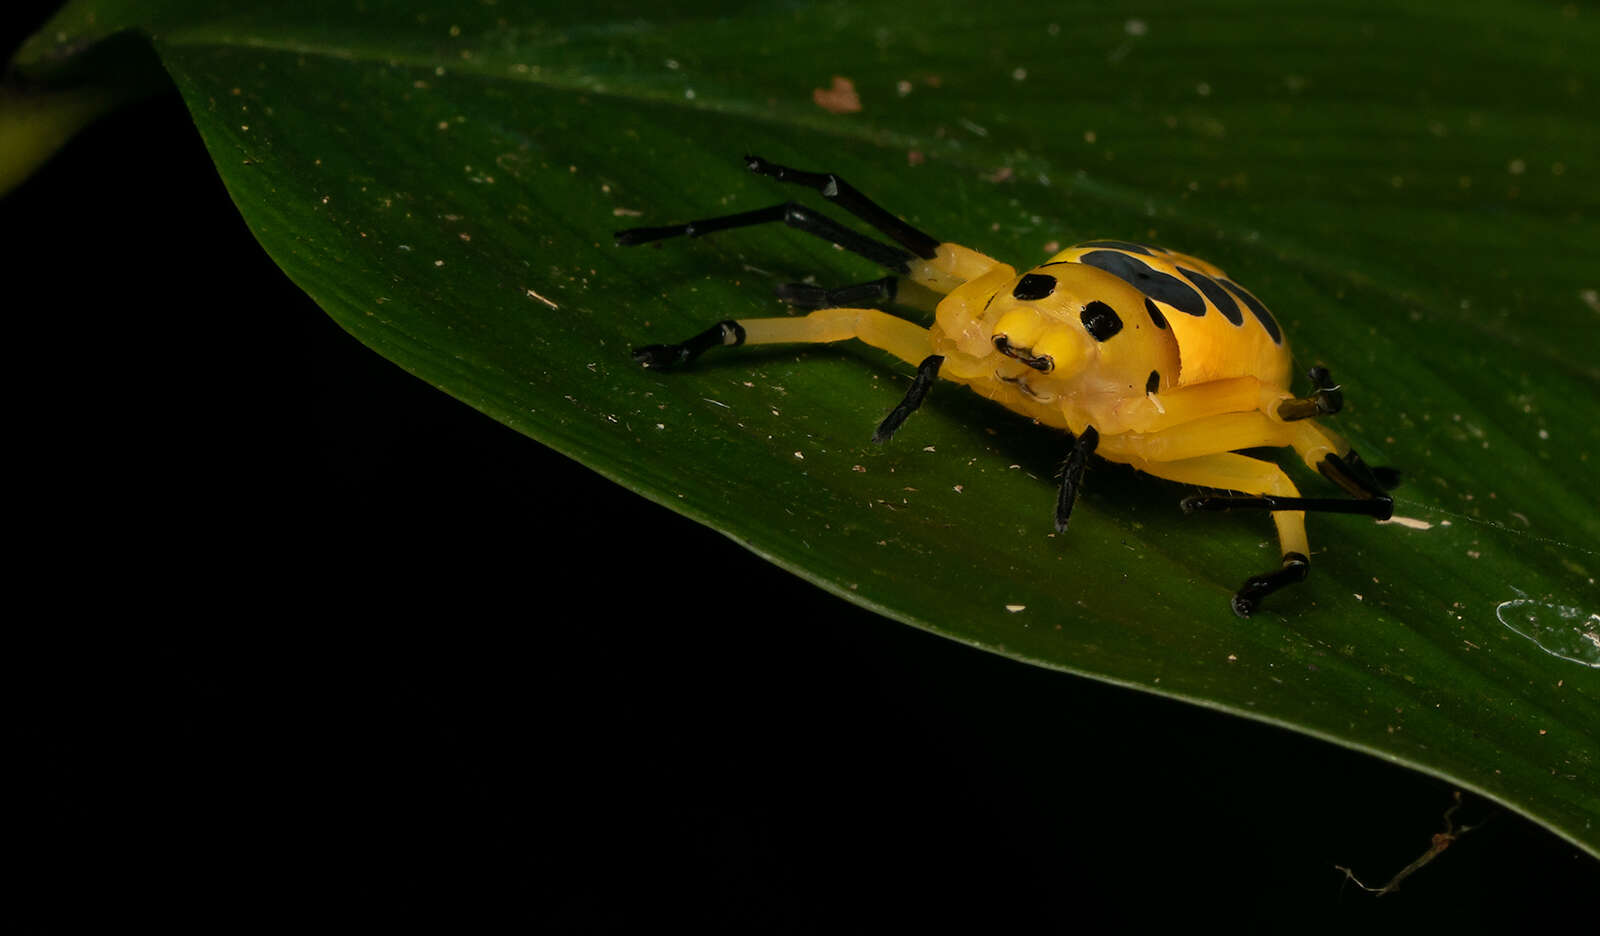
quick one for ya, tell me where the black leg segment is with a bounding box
[776,276,898,310]
[1055,425,1100,532]
[745,155,941,260]
[1181,447,1397,522]
[873,354,944,444]
[1232,552,1310,617]
[633,320,746,369]
[1277,366,1344,421]
[1180,491,1393,520]
[1318,450,1400,497]
[616,202,914,272]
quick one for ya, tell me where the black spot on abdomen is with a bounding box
[1146,370,1160,394]
[1013,273,1056,300]
[1178,267,1242,326]
[1220,278,1283,344]
[1080,300,1123,341]
[1144,297,1168,330]
[1078,250,1206,317]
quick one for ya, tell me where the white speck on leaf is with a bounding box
[1378,516,1433,531]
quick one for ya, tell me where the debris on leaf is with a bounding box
[813,76,861,114]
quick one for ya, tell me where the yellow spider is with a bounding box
[618,156,1397,615]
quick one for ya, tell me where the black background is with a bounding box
[9,7,1597,929]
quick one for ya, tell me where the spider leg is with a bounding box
[744,155,941,259]
[1119,452,1314,616]
[616,201,914,272]
[873,354,943,443]
[1319,449,1401,497]
[1181,448,1397,520]
[1180,491,1392,520]
[635,306,932,372]
[1233,553,1310,617]
[1277,365,1344,421]
[632,320,746,369]
[1054,426,1100,532]
[776,276,899,310]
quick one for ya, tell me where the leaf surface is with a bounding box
[11,0,1599,853]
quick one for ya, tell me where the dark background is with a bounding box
[9,7,1596,929]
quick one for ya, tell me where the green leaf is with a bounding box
[10,0,1599,856]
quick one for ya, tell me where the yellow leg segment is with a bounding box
[1100,410,1355,472]
[1125,450,1315,615]
[905,243,1006,295]
[1121,452,1311,559]
[1287,419,1348,473]
[1100,412,1294,463]
[738,307,934,366]
[1116,377,1286,433]
[737,308,944,445]
[1108,378,1351,476]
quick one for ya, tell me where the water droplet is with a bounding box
[1495,599,1600,668]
